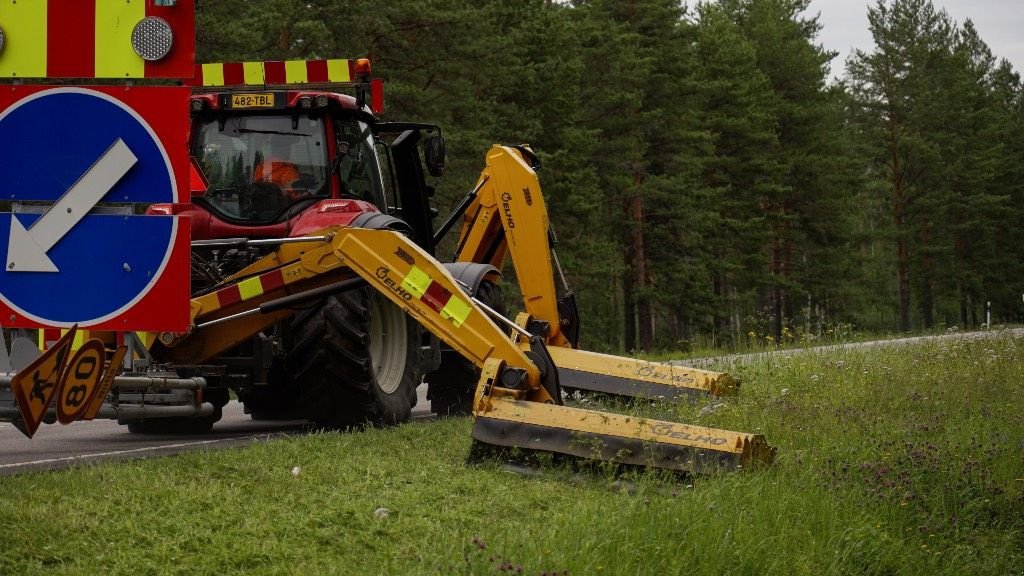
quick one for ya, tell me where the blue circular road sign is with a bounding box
[0,88,178,326]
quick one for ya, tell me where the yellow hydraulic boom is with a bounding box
[176,224,770,471]
[442,145,736,401]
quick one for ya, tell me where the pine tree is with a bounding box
[718,0,861,339]
[847,0,956,332]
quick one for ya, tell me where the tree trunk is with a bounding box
[623,274,636,351]
[630,191,654,350]
[771,233,783,339]
[958,285,968,327]
[920,214,934,329]
[897,238,912,332]
[891,132,912,332]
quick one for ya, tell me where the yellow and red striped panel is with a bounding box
[190,59,355,87]
[0,0,195,79]
[38,328,87,351]
[213,269,287,308]
[207,262,469,327]
[400,266,473,328]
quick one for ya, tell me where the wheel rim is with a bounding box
[368,293,409,395]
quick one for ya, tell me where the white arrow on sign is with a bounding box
[7,139,138,273]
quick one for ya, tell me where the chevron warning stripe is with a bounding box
[400,266,472,327]
[214,269,287,308]
[190,59,355,87]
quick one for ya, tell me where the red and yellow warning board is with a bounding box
[213,268,287,308]
[400,266,473,328]
[0,0,195,79]
[189,59,356,87]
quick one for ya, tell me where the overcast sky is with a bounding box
[803,0,1024,79]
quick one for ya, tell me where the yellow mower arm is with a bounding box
[450,145,737,401]
[163,226,772,473]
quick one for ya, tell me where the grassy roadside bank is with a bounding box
[1,334,1022,575]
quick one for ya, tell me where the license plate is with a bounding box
[230,93,276,108]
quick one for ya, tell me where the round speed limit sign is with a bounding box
[56,340,107,424]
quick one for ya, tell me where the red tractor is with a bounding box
[142,58,483,430]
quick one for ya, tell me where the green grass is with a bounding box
[2,334,1022,575]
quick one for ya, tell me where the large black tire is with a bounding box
[426,280,506,416]
[287,288,421,428]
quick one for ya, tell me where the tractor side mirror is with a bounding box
[424,135,446,177]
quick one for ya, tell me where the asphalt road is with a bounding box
[0,385,432,476]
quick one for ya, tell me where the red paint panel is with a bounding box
[222,62,244,86]
[264,61,287,85]
[261,270,285,293]
[306,60,328,83]
[42,329,61,346]
[144,0,197,79]
[422,282,453,313]
[370,79,385,114]
[47,0,96,78]
[188,64,204,86]
[217,284,243,308]
[111,86,191,203]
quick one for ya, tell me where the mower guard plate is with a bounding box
[549,347,738,401]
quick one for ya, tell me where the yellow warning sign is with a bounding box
[82,346,127,421]
[10,326,78,438]
[56,339,106,424]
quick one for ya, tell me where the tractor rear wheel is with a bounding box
[426,280,506,416]
[288,288,420,428]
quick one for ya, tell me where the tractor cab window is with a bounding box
[192,114,329,222]
[333,118,387,208]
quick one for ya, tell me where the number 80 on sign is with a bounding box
[56,340,108,424]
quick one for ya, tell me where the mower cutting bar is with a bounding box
[472,396,773,473]
[549,347,738,401]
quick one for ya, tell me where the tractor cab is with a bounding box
[154,58,445,248]
[182,59,390,230]
[190,100,385,222]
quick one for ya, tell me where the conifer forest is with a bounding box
[196,0,1024,352]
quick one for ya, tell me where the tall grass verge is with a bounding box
[1,334,1021,575]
